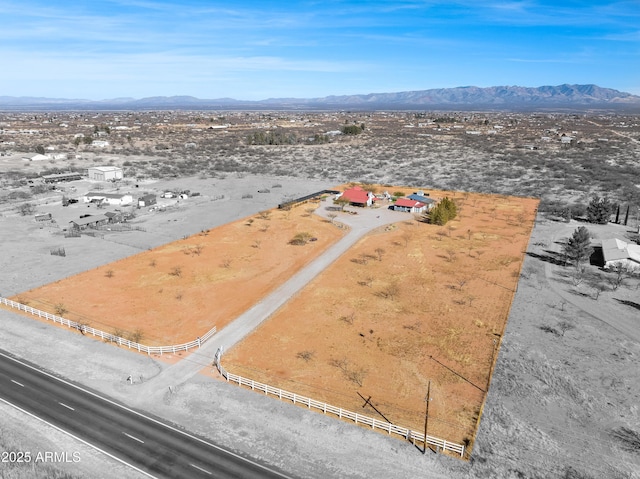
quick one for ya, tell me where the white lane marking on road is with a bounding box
[0,397,157,479]
[59,402,75,411]
[190,463,212,475]
[0,352,293,479]
[123,432,145,444]
[11,379,24,387]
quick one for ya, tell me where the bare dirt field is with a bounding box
[1,188,639,478]
[6,183,538,455]
[222,189,538,448]
[11,200,344,345]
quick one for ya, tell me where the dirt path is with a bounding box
[131,198,413,403]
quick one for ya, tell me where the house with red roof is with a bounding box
[336,186,376,207]
[391,198,428,213]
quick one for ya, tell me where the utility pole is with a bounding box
[423,381,431,454]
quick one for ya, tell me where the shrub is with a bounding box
[341,125,363,135]
[54,303,68,317]
[296,351,315,362]
[289,232,313,245]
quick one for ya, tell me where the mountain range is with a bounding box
[1,84,639,111]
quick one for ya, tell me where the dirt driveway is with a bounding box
[131,197,414,401]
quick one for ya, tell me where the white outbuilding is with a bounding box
[87,166,123,182]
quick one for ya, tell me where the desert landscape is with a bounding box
[1,110,639,478]
[8,181,537,451]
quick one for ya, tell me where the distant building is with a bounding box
[87,166,123,182]
[69,214,109,230]
[35,213,52,222]
[23,154,49,162]
[138,194,157,207]
[83,191,133,206]
[41,172,83,183]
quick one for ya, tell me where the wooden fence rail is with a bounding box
[214,348,464,457]
[0,297,216,355]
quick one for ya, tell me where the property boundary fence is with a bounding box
[213,348,464,457]
[278,189,340,210]
[0,297,216,355]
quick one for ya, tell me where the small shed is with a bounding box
[138,194,157,207]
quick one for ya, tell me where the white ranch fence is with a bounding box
[214,348,464,457]
[0,297,216,355]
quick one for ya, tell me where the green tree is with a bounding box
[35,145,45,155]
[341,125,363,135]
[586,195,614,224]
[334,197,350,211]
[563,226,593,270]
[425,197,457,225]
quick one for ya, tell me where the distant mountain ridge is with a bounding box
[1,84,639,111]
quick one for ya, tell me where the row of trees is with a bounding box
[540,195,633,226]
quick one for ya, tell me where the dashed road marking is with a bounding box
[123,432,145,444]
[190,464,212,475]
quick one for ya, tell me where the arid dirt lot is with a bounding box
[1,109,640,478]
[12,200,344,345]
[223,189,537,448]
[2,175,639,478]
[11,185,537,452]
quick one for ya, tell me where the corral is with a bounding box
[7,184,538,455]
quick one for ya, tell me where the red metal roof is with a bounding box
[341,186,373,204]
[394,198,425,208]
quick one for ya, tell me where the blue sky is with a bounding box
[1,1,638,100]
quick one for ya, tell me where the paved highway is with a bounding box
[0,351,293,479]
